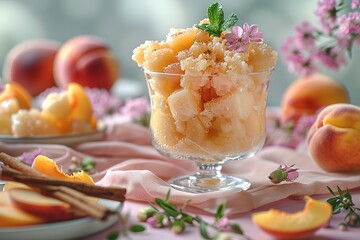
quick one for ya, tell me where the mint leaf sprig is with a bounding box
[327,186,360,229]
[196,2,238,37]
[138,190,247,239]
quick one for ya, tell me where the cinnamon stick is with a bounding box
[0,152,125,220]
[1,165,126,202]
[0,152,46,177]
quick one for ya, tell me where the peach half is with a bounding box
[307,103,360,172]
[280,74,349,124]
[54,35,119,90]
[252,196,332,239]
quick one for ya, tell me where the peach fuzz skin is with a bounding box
[2,39,60,96]
[54,35,120,90]
[281,74,349,124]
[307,103,360,172]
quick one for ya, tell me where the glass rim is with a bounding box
[144,66,275,77]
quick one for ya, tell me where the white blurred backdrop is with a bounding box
[0,0,359,105]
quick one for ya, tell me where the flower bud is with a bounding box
[338,222,348,231]
[215,233,232,240]
[137,207,156,222]
[171,220,185,234]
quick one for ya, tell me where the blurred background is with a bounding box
[0,0,359,106]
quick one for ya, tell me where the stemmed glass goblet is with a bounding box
[144,69,274,193]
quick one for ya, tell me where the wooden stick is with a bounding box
[1,166,126,202]
[0,152,125,220]
[0,152,46,177]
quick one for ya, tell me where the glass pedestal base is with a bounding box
[169,174,251,193]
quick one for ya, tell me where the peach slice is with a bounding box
[41,92,72,121]
[0,191,45,227]
[0,82,32,110]
[8,188,71,221]
[3,181,30,191]
[252,196,332,239]
[32,155,94,184]
[67,82,93,123]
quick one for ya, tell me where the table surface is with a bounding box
[83,189,360,240]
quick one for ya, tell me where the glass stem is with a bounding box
[196,163,223,178]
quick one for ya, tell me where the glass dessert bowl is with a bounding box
[133,2,278,193]
[144,69,274,193]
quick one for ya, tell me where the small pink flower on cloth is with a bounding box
[268,164,299,184]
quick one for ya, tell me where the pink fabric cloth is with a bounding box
[1,121,360,216]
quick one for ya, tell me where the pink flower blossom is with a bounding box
[146,216,158,228]
[337,12,360,38]
[242,23,263,43]
[224,26,247,52]
[315,0,337,34]
[282,40,317,76]
[316,46,347,70]
[283,164,300,182]
[121,97,150,120]
[288,55,318,77]
[269,164,299,184]
[283,0,359,76]
[225,23,263,52]
[84,87,122,118]
[216,217,231,232]
[281,35,318,77]
[352,0,360,9]
[294,21,316,49]
[20,148,42,166]
[265,111,318,149]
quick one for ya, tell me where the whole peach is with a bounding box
[54,35,119,90]
[307,103,360,172]
[2,39,60,96]
[280,74,349,124]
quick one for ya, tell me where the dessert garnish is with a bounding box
[196,2,238,37]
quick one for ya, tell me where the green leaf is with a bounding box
[337,186,344,197]
[183,214,194,224]
[196,2,238,37]
[199,220,211,239]
[230,223,244,235]
[129,224,146,233]
[107,231,119,240]
[333,202,342,214]
[155,198,179,217]
[327,186,336,196]
[221,13,238,32]
[196,24,209,31]
[208,3,224,28]
[148,203,159,212]
[165,189,171,202]
[215,203,225,220]
[327,197,339,207]
[345,188,353,202]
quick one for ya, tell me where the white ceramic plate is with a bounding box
[0,198,121,240]
[0,125,106,146]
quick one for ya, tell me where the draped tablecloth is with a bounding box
[1,121,360,217]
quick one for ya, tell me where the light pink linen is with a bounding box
[1,121,360,216]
